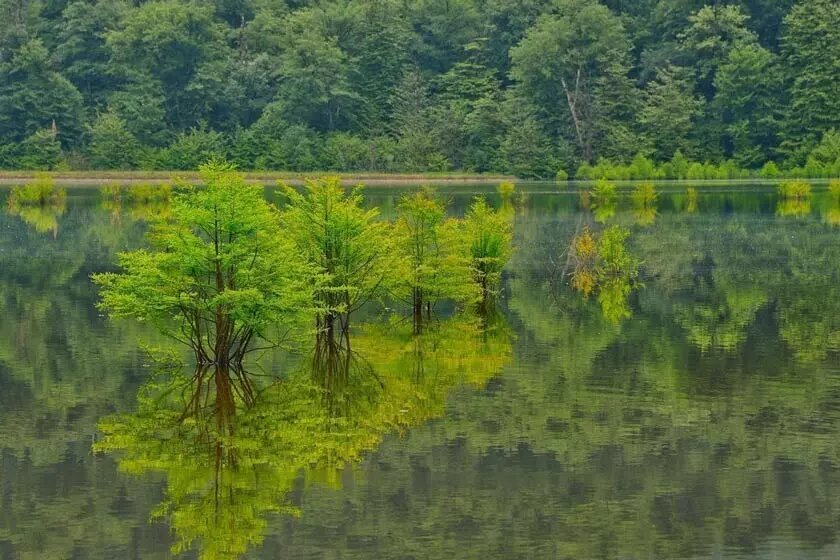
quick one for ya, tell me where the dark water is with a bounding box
[1,183,839,560]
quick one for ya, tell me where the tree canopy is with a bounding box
[0,0,837,176]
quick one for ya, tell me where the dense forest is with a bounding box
[0,0,838,177]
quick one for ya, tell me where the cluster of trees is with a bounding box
[88,162,514,558]
[91,161,514,463]
[0,0,838,177]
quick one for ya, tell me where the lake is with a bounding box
[1,183,840,560]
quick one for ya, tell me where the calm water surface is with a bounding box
[1,183,839,559]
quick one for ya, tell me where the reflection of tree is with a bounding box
[260,251,840,559]
[100,184,172,224]
[566,225,640,323]
[95,315,511,560]
[631,182,658,226]
[776,197,811,217]
[0,196,166,559]
[6,194,67,237]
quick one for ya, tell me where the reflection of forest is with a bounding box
[1,189,840,559]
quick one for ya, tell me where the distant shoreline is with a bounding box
[0,171,515,186]
[0,171,832,188]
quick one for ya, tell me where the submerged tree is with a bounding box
[463,198,513,314]
[393,188,475,332]
[568,225,640,323]
[93,162,310,408]
[278,177,392,340]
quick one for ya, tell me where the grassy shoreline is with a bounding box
[0,170,515,186]
[0,170,833,188]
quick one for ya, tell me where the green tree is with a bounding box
[463,197,513,313]
[0,38,84,145]
[54,0,128,107]
[713,43,783,166]
[393,189,476,332]
[278,177,393,338]
[106,79,169,146]
[18,128,64,170]
[510,0,634,162]
[92,162,310,373]
[391,69,449,171]
[271,9,361,131]
[780,0,840,160]
[638,65,703,161]
[162,127,228,170]
[679,5,757,100]
[86,111,141,169]
[106,1,229,130]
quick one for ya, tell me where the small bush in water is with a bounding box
[778,180,811,200]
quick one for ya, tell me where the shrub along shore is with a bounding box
[0,164,836,189]
[0,170,514,186]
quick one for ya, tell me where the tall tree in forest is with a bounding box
[393,189,475,332]
[510,0,634,162]
[272,9,362,131]
[106,0,229,130]
[780,0,840,160]
[0,38,84,146]
[638,65,703,161]
[54,0,127,107]
[712,43,783,166]
[678,5,757,101]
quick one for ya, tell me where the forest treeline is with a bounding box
[0,0,838,178]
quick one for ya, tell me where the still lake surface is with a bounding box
[1,183,839,560]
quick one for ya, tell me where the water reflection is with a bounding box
[94,315,511,559]
[2,185,840,560]
[6,185,67,237]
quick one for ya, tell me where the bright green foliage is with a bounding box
[129,183,171,204]
[6,176,68,234]
[94,315,511,560]
[569,225,640,323]
[279,177,392,335]
[8,175,66,207]
[685,186,698,212]
[631,182,659,207]
[631,182,659,226]
[92,162,311,367]
[760,161,781,178]
[392,189,476,331]
[778,180,812,200]
[463,198,513,311]
[591,179,617,205]
[829,180,840,199]
[497,181,515,198]
[555,169,568,182]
